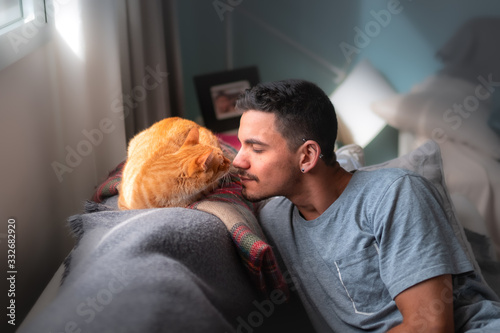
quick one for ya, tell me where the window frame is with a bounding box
[0,0,52,71]
[0,0,24,30]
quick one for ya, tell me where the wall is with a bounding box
[0,42,69,331]
[0,2,127,330]
[178,0,500,164]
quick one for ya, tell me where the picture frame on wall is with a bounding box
[194,66,260,133]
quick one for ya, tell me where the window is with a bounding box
[0,0,24,30]
[0,0,50,71]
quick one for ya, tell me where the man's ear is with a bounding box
[299,140,322,173]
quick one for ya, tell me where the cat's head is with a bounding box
[119,124,232,210]
[180,127,231,181]
[164,127,231,206]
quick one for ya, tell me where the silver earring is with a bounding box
[301,169,305,173]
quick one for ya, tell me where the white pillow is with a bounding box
[336,144,365,171]
[371,74,500,159]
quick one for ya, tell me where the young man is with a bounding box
[232,79,500,332]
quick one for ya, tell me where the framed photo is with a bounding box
[194,66,260,132]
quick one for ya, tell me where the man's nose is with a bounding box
[232,150,247,169]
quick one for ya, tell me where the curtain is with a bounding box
[118,0,185,142]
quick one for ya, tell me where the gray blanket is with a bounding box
[18,205,261,332]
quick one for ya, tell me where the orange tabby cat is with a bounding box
[118,117,231,210]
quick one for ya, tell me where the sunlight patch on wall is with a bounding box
[54,0,84,60]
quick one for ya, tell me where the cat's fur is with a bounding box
[118,117,231,210]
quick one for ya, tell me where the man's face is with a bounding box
[233,110,301,201]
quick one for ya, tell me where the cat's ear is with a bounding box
[182,127,199,147]
[196,150,214,171]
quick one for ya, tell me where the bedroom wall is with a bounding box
[356,0,500,92]
[0,42,71,332]
[178,0,500,164]
[0,3,127,330]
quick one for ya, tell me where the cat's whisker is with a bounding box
[218,172,231,188]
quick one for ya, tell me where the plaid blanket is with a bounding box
[91,160,125,203]
[90,141,289,299]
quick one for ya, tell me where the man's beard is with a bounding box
[240,186,269,202]
[237,171,266,202]
[238,167,300,202]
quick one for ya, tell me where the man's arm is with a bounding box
[388,274,454,333]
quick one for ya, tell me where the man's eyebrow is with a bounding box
[243,138,269,146]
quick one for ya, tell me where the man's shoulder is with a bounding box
[354,167,429,190]
[356,167,418,179]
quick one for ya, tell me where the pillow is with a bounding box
[336,143,365,171]
[360,140,481,274]
[372,74,500,159]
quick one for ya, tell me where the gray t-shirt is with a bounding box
[259,168,500,332]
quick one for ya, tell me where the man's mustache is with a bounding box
[236,170,259,182]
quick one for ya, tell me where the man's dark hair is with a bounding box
[235,79,338,165]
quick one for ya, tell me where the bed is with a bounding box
[370,16,500,296]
